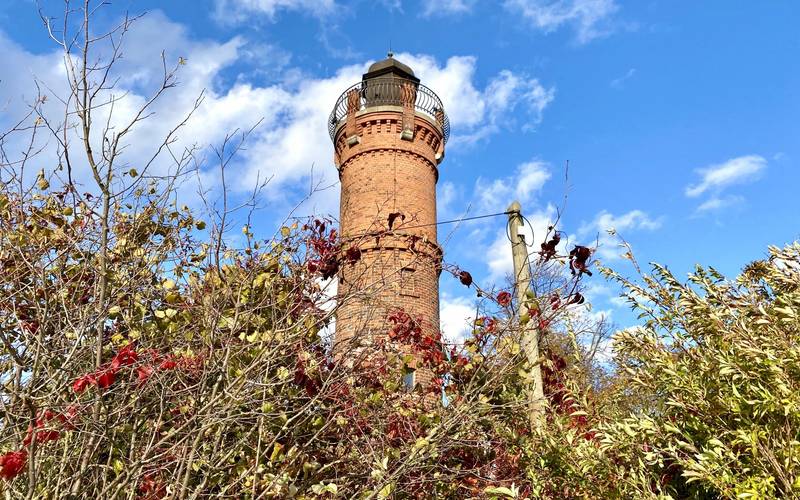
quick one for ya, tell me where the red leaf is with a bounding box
[345,246,362,263]
[0,450,27,480]
[137,365,154,382]
[496,291,512,307]
[159,358,177,370]
[540,232,561,261]
[569,245,593,277]
[96,369,116,389]
[36,430,61,444]
[72,374,96,393]
[111,343,138,370]
[568,293,585,305]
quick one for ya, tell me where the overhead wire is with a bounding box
[397,210,513,231]
[290,210,512,234]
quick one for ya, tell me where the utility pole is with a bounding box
[507,201,546,427]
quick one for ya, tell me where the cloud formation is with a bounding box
[1,14,555,221]
[503,0,619,43]
[485,203,558,282]
[214,0,336,22]
[476,159,552,213]
[440,294,477,344]
[422,0,477,17]
[694,195,744,214]
[457,158,557,283]
[449,69,555,147]
[578,209,662,260]
[684,154,767,215]
[610,67,636,89]
[685,154,767,198]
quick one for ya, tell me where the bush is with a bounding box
[593,243,800,499]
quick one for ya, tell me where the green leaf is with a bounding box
[485,486,517,498]
[377,483,394,499]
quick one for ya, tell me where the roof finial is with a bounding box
[388,39,393,59]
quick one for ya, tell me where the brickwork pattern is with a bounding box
[333,108,445,386]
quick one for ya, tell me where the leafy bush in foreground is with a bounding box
[592,243,800,499]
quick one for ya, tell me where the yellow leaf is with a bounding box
[269,443,283,464]
[37,174,50,190]
[378,483,394,499]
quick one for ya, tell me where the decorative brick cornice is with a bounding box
[342,231,443,263]
[338,148,439,183]
[333,109,444,172]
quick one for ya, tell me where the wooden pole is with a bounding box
[507,201,546,427]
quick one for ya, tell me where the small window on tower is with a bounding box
[399,267,418,297]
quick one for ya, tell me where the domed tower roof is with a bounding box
[362,53,420,83]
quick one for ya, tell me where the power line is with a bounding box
[290,210,511,232]
[398,210,513,231]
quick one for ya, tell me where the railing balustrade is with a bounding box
[329,78,450,143]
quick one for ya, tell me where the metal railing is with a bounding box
[328,78,450,144]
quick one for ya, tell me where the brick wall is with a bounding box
[333,108,445,386]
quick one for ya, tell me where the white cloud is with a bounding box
[685,154,767,198]
[1,13,554,230]
[238,42,294,81]
[0,12,349,216]
[608,295,628,308]
[437,181,459,218]
[380,0,404,11]
[582,209,662,234]
[476,159,552,213]
[516,160,553,199]
[578,209,662,261]
[486,203,559,282]
[503,0,619,43]
[488,70,555,129]
[422,0,476,17]
[449,70,555,147]
[214,0,336,21]
[581,280,613,301]
[393,53,486,129]
[368,53,553,148]
[460,158,557,284]
[610,67,636,89]
[316,277,338,342]
[102,13,355,216]
[694,195,744,214]
[440,294,476,344]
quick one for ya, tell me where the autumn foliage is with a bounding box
[2,3,800,498]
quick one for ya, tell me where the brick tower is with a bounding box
[329,55,449,386]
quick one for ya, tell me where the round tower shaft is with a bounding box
[329,55,449,384]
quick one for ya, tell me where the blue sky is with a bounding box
[1,0,798,343]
